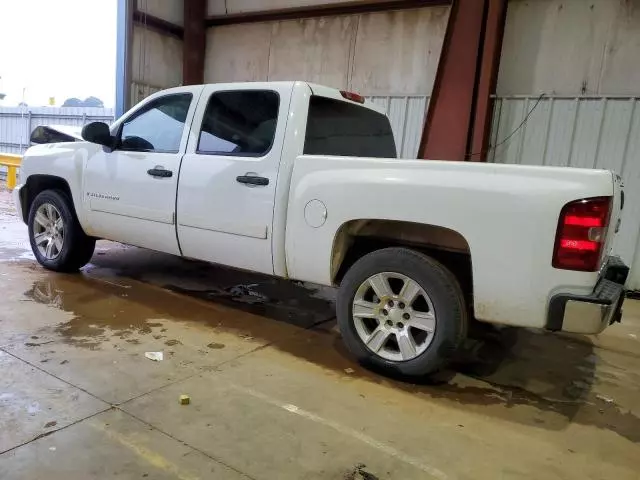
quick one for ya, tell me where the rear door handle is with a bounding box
[147,167,173,178]
[236,175,269,186]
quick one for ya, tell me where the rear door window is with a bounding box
[197,90,280,156]
[304,96,397,158]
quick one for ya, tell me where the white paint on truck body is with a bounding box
[287,156,616,327]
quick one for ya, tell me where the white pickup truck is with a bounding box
[14,81,628,376]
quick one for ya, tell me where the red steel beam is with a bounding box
[418,0,486,161]
[183,0,207,85]
[205,0,451,27]
[468,0,508,161]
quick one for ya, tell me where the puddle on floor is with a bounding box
[87,244,336,329]
[11,245,640,443]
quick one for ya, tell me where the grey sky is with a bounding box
[0,0,116,107]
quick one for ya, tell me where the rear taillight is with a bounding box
[553,197,611,272]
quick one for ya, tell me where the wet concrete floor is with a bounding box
[0,189,639,479]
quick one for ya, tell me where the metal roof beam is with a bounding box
[205,0,451,27]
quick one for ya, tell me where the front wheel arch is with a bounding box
[21,175,77,225]
[28,189,95,272]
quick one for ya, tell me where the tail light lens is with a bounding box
[553,197,611,272]
[340,90,365,104]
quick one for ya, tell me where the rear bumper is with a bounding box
[547,256,628,334]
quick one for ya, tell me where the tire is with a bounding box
[28,189,95,272]
[337,247,467,377]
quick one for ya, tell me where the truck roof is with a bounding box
[158,81,386,115]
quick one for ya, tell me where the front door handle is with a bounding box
[147,167,173,178]
[236,175,269,186]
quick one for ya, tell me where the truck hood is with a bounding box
[29,124,84,145]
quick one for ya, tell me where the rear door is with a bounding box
[176,84,292,274]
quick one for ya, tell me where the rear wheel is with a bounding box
[337,248,467,376]
[28,190,95,272]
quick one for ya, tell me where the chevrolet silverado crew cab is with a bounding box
[14,81,628,376]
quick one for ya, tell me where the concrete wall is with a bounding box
[130,25,183,105]
[351,9,448,95]
[137,0,184,26]
[498,0,640,95]
[204,6,449,95]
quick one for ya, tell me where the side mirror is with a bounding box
[81,122,113,148]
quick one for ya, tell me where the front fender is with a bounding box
[20,142,100,233]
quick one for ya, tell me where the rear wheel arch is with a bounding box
[330,219,474,309]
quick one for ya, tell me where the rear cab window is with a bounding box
[304,96,397,158]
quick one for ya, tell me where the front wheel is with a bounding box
[28,190,95,272]
[337,248,467,377]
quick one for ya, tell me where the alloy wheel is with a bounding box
[352,272,436,362]
[32,203,65,260]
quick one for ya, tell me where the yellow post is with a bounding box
[7,165,17,190]
[0,153,22,190]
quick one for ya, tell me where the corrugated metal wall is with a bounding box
[0,107,115,154]
[491,95,640,288]
[367,96,429,159]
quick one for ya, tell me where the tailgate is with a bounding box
[604,173,624,259]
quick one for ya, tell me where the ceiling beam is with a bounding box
[205,0,451,27]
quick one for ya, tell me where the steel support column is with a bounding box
[418,0,507,161]
[115,0,134,118]
[183,0,207,85]
[469,0,508,161]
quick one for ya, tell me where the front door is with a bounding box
[176,85,292,274]
[84,88,201,254]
